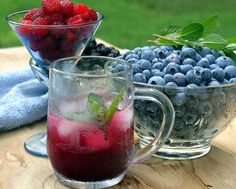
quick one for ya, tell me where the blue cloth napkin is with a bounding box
[0,68,48,132]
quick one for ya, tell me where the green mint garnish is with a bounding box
[88,93,106,116]
[148,15,236,64]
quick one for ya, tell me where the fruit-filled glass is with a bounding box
[47,56,175,188]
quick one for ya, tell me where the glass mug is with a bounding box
[47,56,175,188]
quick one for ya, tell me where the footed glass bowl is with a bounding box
[134,82,236,160]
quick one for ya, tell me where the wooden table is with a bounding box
[0,46,236,189]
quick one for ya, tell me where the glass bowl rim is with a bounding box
[6,10,104,28]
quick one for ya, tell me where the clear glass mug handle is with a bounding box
[132,87,175,164]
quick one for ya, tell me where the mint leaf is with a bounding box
[225,43,236,51]
[160,26,182,36]
[88,93,105,115]
[152,34,179,45]
[203,15,218,35]
[202,34,227,50]
[227,37,236,44]
[67,112,96,123]
[106,89,125,120]
[180,23,204,40]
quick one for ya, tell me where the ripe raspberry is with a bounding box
[89,9,98,21]
[66,31,77,42]
[73,4,89,15]
[46,13,64,24]
[60,0,74,17]
[32,17,50,37]
[42,0,61,14]
[50,21,65,38]
[30,39,44,51]
[66,15,84,25]
[23,8,43,21]
[18,19,33,36]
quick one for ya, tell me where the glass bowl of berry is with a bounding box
[121,45,236,160]
[6,0,103,157]
[7,0,103,80]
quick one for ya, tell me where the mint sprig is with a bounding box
[149,15,236,63]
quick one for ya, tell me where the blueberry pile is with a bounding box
[82,39,120,57]
[122,45,236,86]
[120,45,236,141]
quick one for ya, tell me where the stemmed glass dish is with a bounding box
[7,10,103,157]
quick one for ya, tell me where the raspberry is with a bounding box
[60,0,74,17]
[50,21,65,38]
[66,31,77,42]
[41,36,56,49]
[32,17,50,37]
[73,4,89,15]
[66,15,84,25]
[23,8,43,21]
[42,0,61,14]
[46,13,63,24]
[18,19,33,36]
[89,9,98,21]
[30,39,44,51]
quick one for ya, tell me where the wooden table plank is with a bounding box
[0,46,236,189]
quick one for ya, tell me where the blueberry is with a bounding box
[182,58,196,66]
[185,84,199,96]
[186,70,201,85]
[127,58,139,64]
[229,78,236,83]
[198,101,213,117]
[173,73,186,86]
[175,105,186,117]
[142,70,152,80]
[212,67,225,81]
[141,50,156,62]
[209,80,220,86]
[148,76,166,86]
[164,74,175,83]
[165,62,180,75]
[186,97,200,110]
[224,65,236,80]
[196,58,210,68]
[165,82,178,96]
[209,64,219,70]
[211,49,220,59]
[125,53,139,61]
[162,46,174,51]
[164,51,172,57]
[216,56,233,69]
[153,48,163,58]
[134,73,147,83]
[173,50,181,55]
[181,48,197,59]
[166,54,181,64]
[180,64,193,74]
[152,62,165,71]
[193,66,203,78]
[138,59,152,70]
[194,53,202,62]
[171,92,188,106]
[151,69,165,77]
[201,68,213,83]
[199,47,212,57]
[132,64,142,74]
[205,54,216,64]
[113,64,125,72]
[182,45,191,50]
[183,112,198,124]
[152,58,159,64]
[223,79,229,84]
[133,47,142,54]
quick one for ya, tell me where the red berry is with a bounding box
[24,8,43,21]
[41,36,56,49]
[32,17,50,37]
[89,9,98,21]
[30,39,44,51]
[50,21,65,38]
[66,15,84,25]
[66,31,77,42]
[60,0,74,17]
[42,0,61,14]
[73,4,89,15]
[46,13,64,23]
[18,19,33,36]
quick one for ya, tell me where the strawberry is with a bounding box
[18,19,33,36]
[23,8,43,21]
[60,0,74,17]
[73,4,90,15]
[66,15,84,25]
[42,0,61,14]
[32,17,50,37]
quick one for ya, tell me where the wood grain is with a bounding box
[0,45,236,189]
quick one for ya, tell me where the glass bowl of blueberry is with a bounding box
[121,45,236,160]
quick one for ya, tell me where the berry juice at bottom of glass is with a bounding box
[47,106,134,182]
